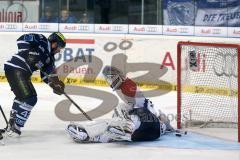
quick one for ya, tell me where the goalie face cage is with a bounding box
[177,41,240,142]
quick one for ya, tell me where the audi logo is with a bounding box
[5,24,17,29]
[213,53,238,78]
[179,28,188,33]
[39,25,49,30]
[112,26,123,31]
[212,29,221,34]
[78,26,89,31]
[146,27,157,32]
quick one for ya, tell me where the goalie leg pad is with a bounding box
[103,117,137,142]
[112,103,141,132]
[66,124,89,142]
[66,118,135,143]
[106,126,131,141]
[66,120,110,143]
[79,120,110,138]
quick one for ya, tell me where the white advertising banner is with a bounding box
[95,24,128,34]
[0,22,22,32]
[195,26,228,37]
[228,27,240,38]
[163,25,194,36]
[59,23,94,33]
[129,25,162,35]
[23,23,58,32]
[0,23,238,38]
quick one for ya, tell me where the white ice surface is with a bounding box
[0,82,239,160]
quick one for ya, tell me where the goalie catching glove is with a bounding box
[48,76,65,95]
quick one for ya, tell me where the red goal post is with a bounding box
[177,41,240,142]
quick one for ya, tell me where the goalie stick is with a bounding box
[36,65,92,121]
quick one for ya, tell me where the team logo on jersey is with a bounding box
[24,34,33,41]
[167,1,195,25]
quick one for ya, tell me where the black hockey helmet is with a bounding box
[48,32,66,48]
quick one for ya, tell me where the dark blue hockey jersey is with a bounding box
[4,33,56,83]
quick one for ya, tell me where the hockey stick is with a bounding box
[36,66,92,121]
[165,129,187,137]
[165,125,188,137]
[174,129,188,137]
[0,105,8,145]
[0,105,8,143]
[63,92,92,121]
[0,105,8,132]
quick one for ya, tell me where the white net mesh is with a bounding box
[179,44,238,129]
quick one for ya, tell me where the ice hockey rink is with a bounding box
[0,82,239,160]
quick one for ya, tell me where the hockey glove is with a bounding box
[48,77,65,95]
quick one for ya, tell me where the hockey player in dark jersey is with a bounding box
[66,66,174,143]
[4,32,66,136]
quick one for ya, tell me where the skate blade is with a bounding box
[6,131,20,138]
[0,132,7,146]
[0,139,5,145]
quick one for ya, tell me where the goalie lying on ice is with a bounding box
[66,66,174,143]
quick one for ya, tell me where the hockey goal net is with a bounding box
[177,41,240,142]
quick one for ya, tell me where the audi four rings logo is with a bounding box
[213,53,238,78]
[78,26,89,31]
[112,26,123,31]
[212,29,221,34]
[179,28,188,33]
[39,25,49,30]
[146,27,157,32]
[5,24,17,29]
